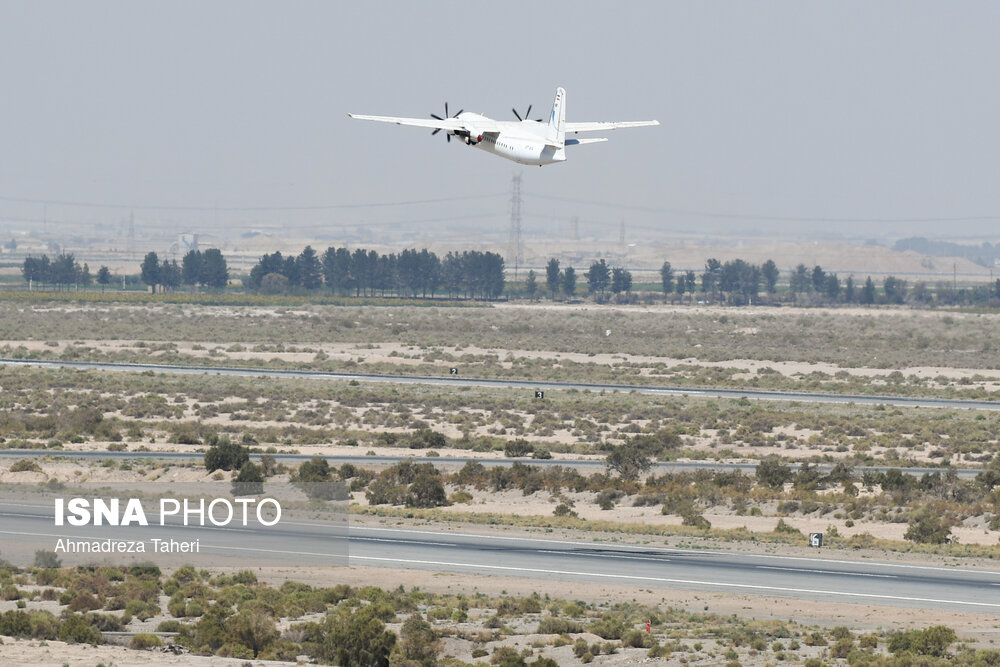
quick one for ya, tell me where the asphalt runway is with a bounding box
[1,502,998,613]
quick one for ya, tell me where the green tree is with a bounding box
[860,276,876,305]
[140,252,160,292]
[159,259,181,291]
[586,259,610,295]
[181,249,203,286]
[611,267,632,295]
[811,265,826,292]
[22,255,49,287]
[51,253,80,289]
[545,258,561,296]
[96,265,112,292]
[824,273,841,300]
[761,259,779,294]
[685,270,696,298]
[297,245,323,289]
[844,275,856,302]
[260,273,290,295]
[702,258,721,299]
[200,248,229,288]
[561,266,576,296]
[883,275,907,304]
[659,260,674,296]
[525,269,537,300]
[322,247,353,294]
[789,264,811,293]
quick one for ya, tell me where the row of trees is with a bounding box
[21,247,1000,307]
[21,254,113,290]
[536,259,632,300]
[244,246,505,299]
[656,258,1000,307]
[140,250,228,292]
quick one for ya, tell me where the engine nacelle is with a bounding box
[456,129,483,145]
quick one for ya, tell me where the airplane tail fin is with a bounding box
[546,87,566,147]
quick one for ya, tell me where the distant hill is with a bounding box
[893,237,998,268]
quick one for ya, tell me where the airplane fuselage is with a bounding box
[455,113,566,166]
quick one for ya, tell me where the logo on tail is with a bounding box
[546,87,566,148]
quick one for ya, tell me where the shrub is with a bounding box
[682,511,711,530]
[396,613,441,665]
[888,625,956,657]
[130,633,163,649]
[298,457,331,482]
[553,503,577,518]
[231,461,264,495]
[58,614,103,644]
[536,616,583,634]
[406,473,448,508]
[203,436,249,472]
[10,459,42,473]
[756,455,792,489]
[504,439,534,457]
[904,508,953,544]
[226,609,279,658]
[774,519,802,536]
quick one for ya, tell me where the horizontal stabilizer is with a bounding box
[565,138,608,146]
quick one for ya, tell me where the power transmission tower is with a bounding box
[507,173,523,280]
[127,211,136,258]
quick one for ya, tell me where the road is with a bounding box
[1,502,998,613]
[3,357,998,411]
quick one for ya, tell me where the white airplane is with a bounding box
[349,87,658,166]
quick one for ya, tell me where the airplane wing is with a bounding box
[564,120,659,134]
[348,114,501,133]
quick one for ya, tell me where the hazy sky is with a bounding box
[2,1,1000,245]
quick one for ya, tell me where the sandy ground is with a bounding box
[11,334,1000,386]
[0,637,298,666]
[277,561,1000,643]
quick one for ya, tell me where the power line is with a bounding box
[524,192,1000,224]
[0,192,507,213]
[507,174,523,280]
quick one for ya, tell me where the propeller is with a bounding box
[430,102,463,142]
[512,105,543,122]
